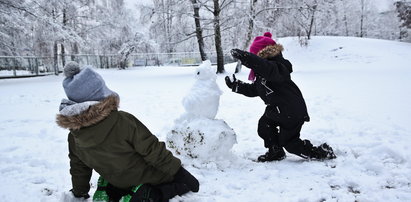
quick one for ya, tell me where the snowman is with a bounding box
[182,60,222,119]
[166,60,237,163]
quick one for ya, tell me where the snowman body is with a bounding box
[182,60,222,119]
[167,60,236,163]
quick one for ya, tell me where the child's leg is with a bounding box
[256,115,286,162]
[131,167,199,201]
[257,115,280,148]
[156,182,190,201]
[129,184,162,202]
[278,121,313,158]
[157,167,199,200]
[279,121,336,159]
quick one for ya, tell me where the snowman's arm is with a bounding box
[232,80,258,97]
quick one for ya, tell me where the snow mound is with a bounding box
[166,116,237,162]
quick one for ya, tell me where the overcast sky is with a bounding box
[123,0,398,17]
[124,0,152,9]
[124,0,398,11]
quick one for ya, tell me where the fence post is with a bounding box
[12,57,17,77]
[35,58,39,75]
[35,58,40,75]
[30,57,37,75]
[27,57,32,74]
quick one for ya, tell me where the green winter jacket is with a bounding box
[56,96,181,196]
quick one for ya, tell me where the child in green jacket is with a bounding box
[57,62,199,201]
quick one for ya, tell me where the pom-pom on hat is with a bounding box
[249,32,276,55]
[62,61,118,103]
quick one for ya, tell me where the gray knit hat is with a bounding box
[62,61,118,103]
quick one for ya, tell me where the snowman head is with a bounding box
[195,60,216,81]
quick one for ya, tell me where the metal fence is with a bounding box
[0,56,53,78]
[0,52,235,78]
[128,52,235,67]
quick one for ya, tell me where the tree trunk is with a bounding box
[243,0,258,50]
[71,42,79,61]
[306,4,317,40]
[52,8,59,75]
[213,0,225,74]
[162,0,173,53]
[238,0,258,73]
[53,41,59,75]
[61,8,67,67]
[360,0,365,37]
[191,0,207,61]
[61,43,66,67]
[343,14,349,36]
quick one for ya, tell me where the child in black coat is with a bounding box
[225,32,336,162]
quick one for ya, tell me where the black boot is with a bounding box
[257,146,286,162]
[309,143,336,160]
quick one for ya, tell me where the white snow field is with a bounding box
[0,36,410,202]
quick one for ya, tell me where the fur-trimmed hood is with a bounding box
[56,96,119,130]
[257,44,284,59]
[259,43,292,73]
[247,44,291,81]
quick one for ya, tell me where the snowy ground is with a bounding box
[0,36,410,201]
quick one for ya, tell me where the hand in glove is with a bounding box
[225,74,237,89]
[61,190,90,202]
[174,166,200,192]
[70,189,90,199]
[230,49,246,60]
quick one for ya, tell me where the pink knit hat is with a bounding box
[248,32,276,81]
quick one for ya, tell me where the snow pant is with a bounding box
[258,112,314,158]
[152,167,199,201]
[130,167,200,202]
[107,167,199,202]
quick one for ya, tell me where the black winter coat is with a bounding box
[232,44,310,123]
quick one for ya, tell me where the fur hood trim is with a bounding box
[56,96,119,130]
[257,44,284,59]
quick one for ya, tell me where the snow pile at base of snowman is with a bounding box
[166,60,237,161]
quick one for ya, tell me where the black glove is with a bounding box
[174,167,199,192]
[225,74,237,89]
[70,189,90,199]
[230,48,245,60]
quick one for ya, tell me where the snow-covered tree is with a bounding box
[1,0,408,65]
[0,0,35,56]
[395,0,411,41]
[118,32,155,69]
